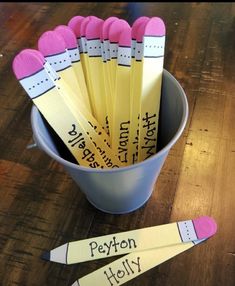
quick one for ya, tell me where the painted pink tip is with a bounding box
[144,17,166,36]
[109,19,130,43]
[135,19,150,42]
[20,49,45,64]
[12,51,43,80]
[131,16,150,40]
[54,25,77,49]
[119,27,131,47]
[68,16,85,38]
[85,18,104,40]
[38,30,66,57]
[193,216,217,239]
[102,17,119,40]
[80,16,99,37]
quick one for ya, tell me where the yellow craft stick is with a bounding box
[55,78,122,168]
[68,15,93,112]
[41,216,216,265]
[71,216,217,286]
[37,29,114,156]
[79,16,100,116]
[85,18,109,133]
[77,241,199,286]
[111,26,132,165]
[33,50,121,168]
[138,17,166,162]
[34,50,112,151]
[54,25,92,113]
[108,19,130,117]
[101,17,119,137]
[128,17,150,164]
[38,30,83,105]
[13,51,110,169]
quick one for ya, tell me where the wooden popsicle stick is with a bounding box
[38,30,83,105]
[13,51,108,169]
[111,26,132,165]
[85,17,109,133]
[101,17,119,138]
[54,25,92,113]
[108,19,130,124]
[128,17,150,164]
[42,216,217,265]
[138,17,166,162]
[26,48,120,167]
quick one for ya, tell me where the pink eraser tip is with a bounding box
[119,27,131,47]
[193,216,217,239]
[54,25,77,49]
[144,17,166,36]
[109,19,130,43]
[135,20,150,42]
[80,16,99,37]
[85,18,104,40]
[102,17,119,40]
[131,16,150,39]
[12,51,43,80]
[38,30,66,57]
[68,16,85,38]
[20,49,45,64]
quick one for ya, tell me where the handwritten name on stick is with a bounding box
[68,123,102,168]
[104,257,141,286]
[141,112,157,159]
[89,236,137,257]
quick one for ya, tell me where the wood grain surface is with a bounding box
[0,2,235,286]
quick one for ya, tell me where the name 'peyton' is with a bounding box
[89,236,137,257]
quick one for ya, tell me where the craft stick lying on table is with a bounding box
[128,16,150,164]
[54,25,92,112]
[138,17,166,162]
[12,51,109,168]
[72,217,217,286]
[42,216,217,264]
[75,239,207,286]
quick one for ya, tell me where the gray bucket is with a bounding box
[31,70,188,214]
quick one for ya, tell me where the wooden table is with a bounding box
[0,3,234,285]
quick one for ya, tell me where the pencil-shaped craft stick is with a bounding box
[67,16,86,76]
[111,25,132,165]
[78,16,100,112]
[54,25,92,112]
[108,19,130,105]
[23,49,119,167]
[100,17,119,137]
[74,238,209,286]
[38,31,83,104]
[102,16,119,105]
[85,17,109,133]
[42,216,216,265]
[26,48,112,150]
[138,17,166,162]
[128,17,150,164]
[20,48,59,82]
[12,51,107,169]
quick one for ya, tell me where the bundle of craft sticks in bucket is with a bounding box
[13,16,166,169]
